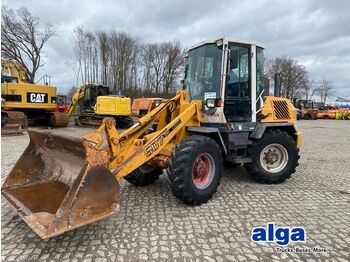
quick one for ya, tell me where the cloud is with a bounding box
[3,0,350,97]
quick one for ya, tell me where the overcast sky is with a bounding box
[3,0,350,98]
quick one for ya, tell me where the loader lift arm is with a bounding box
[81,90,203,179]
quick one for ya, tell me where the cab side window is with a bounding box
[226,46,250,98]
[224,44,251,122]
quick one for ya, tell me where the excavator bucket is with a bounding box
[1,129,120,239]
[1,123,23,136]
[1,111,26,136]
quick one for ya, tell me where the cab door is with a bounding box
[82,85,96,113]
[224,44,251,122]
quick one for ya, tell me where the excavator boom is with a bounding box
[1,58,28,83]
[1,90,202,239]
[67,84,86,118]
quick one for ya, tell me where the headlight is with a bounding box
[206,99,215,108]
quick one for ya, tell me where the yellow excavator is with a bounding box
[67,83,133,127]
[1,38,302,239]
[1,58,69,135]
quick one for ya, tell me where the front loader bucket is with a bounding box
[1,129,120,239]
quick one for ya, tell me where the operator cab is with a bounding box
[184,37,265,123]
[294,99,316,110]
[1,75,19,84]
[83,84,110,112]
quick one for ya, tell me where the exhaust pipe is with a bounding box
[274,73,281,97]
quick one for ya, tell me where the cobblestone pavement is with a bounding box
[1,121,350,261]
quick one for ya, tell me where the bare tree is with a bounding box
[142,43,166,95]
[108,32,139,94]
[73,27,99,84]
[72,28,84,83]
[301,79,318,101]
[97,31,110,85]
[316,80,335,104]
[162,41,183,95]
[71,60,81,87]
[71,28,183,97]
[266,57,308,99]
[1,6,55,83]
[84,31,98,83]
[141,42,183,96]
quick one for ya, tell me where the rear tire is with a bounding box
[245,129,300,184]
[124,163,163,186]
[115,117,134,128]
[166,135,223,205]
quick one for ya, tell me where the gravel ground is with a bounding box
[1,120,350,261]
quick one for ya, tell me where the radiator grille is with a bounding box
[273,100,290,119]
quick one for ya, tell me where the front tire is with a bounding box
[124,163,163,186]
[166,135,223,205]
[245,129,300,184]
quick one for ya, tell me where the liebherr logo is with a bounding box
[144,119,181,157]
[27,93,47,103]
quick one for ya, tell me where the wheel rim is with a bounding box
[192,153,215,189]
[260,143,289,173]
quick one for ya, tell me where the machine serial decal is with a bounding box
[144,119,181,157]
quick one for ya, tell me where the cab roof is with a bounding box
[188,37,266,51]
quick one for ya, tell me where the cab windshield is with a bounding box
[184,44,222,101]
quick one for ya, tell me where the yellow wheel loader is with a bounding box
[1,58,69,135]
[292,98,318,119]
[1,38,303,239]
[67,83,133,128]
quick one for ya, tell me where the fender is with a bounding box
[187,126,227,154]
[250,122,297,139]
